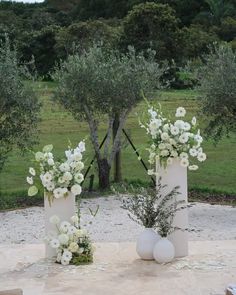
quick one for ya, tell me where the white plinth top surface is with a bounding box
[0,241,236,295]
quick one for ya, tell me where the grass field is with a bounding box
[0,82,236,203]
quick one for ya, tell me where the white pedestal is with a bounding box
[156,159,188,257]
[44,192,76,258]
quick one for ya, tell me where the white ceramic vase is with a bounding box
[156,159,188,257]
[44,192,76,258]
[153,238,175,264]
[136,228,160,260]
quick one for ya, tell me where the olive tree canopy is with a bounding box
[53,45,166,188]
[0,40,41,171]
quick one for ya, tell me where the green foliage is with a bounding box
[120,3,181,62]
[117,179,183,237]
[181,25,218,59]
[70,236,93,265]
[18,26,59,77]
[197,44,236,141]
[55,20,120,60]
[217,17,236,41]
[0,40,41,172]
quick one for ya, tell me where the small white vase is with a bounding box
[153,237,175,264]
[136,228,160,260]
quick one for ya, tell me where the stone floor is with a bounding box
[0,241,236,295]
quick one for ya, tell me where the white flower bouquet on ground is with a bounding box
[26,141,85,204]
[140,105,206,174]
[47,214,93,265]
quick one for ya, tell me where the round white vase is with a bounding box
[136,228,160,260]
[153,238,175,264]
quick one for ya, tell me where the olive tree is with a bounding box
[0,40,41,171]
[197,44,236,141]
[53,45,166,189]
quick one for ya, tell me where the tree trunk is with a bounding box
[97,158,111,190]
[113,112,122,183]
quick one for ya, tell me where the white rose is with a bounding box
[175,107,186,117]
[49,215,60,225]
[63,172,73,182]
[47,158,54,166]
[160,150,169,157]
[43,172,53,182]
[58,234,69,245]
[29,167,36,176]
[71,184,82,196]
[75,161,84,171]
[35,152,44,162]
[73,153,82,162]
[68,242,79,253]
[171,150,178,158]
[158,143,166,150]
[46,182,55,192]
[161,132,169,141]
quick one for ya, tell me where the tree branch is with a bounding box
[83,105,101,160]
[108,109,130,166]
[104,114,114,159]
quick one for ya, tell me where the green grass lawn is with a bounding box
[0,82,236,200]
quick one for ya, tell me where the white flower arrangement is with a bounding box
[46,214,93,265]
[26,141,86,204]
[140,105,206,174]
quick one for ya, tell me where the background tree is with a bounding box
[53,45,165,189]
[197,44,236,141]
[120,3,181,62]
[0,40,41,171]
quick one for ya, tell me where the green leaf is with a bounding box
[43,144,53,153]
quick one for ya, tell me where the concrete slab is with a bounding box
[0,241,236,295]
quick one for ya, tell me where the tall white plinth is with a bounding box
[156,159,188,257]
[44,193,76,258]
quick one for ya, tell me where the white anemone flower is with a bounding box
[189,148,198,157]
[175,107,186,117]
[180,158,189,167]
[50,239,60,249]
[78,141,86,153]
[61,257,70,265]
[29,167,36,176]
[46,182,55,192]
[74,173,84,184]
[63,172,73,182]
[183,122,191,131]
[188,165,199,171]
[62,250,72,262]
[197,152,207,162]
[180,152,189,160]
[67,226,77,235]
[170,125,179,136]
[191,117,197,126]
[53,188,65,199]
[179,133,189,144]
[174,120,185,130]
[47,158,54,166]
[60,221,71,233]
[26,176,33,185]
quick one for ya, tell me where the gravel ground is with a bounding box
[0,196,236,244]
